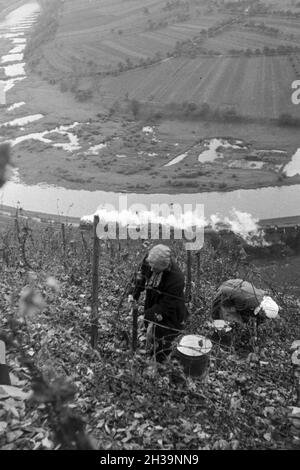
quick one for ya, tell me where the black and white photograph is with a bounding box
[0,0,300,454]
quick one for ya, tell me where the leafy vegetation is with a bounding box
[0,214,299,449]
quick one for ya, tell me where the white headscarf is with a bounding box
[254,296,279,319]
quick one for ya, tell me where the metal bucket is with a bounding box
[175,335,212,378]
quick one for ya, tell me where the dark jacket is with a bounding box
[131,256,188,331]
[212,279,266,323]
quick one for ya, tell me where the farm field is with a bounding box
[57,0,228,37]
[100,54,298,119]
[1,0,300,195]
[252,16,300,38]
[261,0,300,14]
[204,27,300,53]
[35,0,229,76]
[26,0,300,122]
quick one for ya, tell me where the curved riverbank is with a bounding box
[2,178,300,221]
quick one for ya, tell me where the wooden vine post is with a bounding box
[14,207,20,243]
[61,223,66,267]
[186,248,192,303]
[196,251,201,285]
[132,302,139,352]
[91,215,100,349]
[194,250,201,304]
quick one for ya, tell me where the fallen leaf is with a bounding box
[6,430,24,443]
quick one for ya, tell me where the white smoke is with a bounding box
[224,209,258,236]
[82,206,268,246]
[208,209,269,246]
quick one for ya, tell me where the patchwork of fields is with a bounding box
[253,16,300,38]
[204,28,300,53]
[1,0,299,195]
[27,0,300,121]
[40,0,229,74]
[101,54,299,119]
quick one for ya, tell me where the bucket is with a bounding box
[211,320,233,348]
[175,335,212,378]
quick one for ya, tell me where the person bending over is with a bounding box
[211,279,279,326]
[129,244,189,362]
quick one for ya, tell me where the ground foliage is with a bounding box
[0,216,299,450]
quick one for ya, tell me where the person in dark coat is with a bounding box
[211,279,279,326]
[129,244,188,361]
